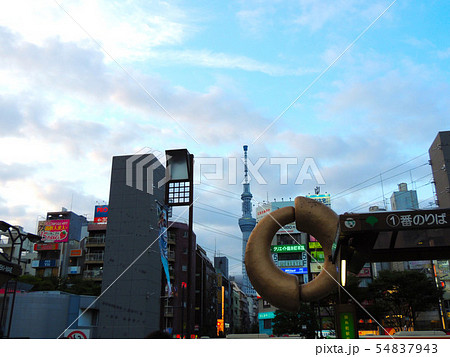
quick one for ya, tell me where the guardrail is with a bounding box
[85,253,104,262]
[86,236,106,245]
[83,270,103,279]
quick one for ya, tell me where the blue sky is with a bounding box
[0,1,449,276]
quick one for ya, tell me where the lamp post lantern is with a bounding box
[164,149,194,339]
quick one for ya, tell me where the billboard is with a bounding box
[34,243,60,251]
[309,241,322,249]
[256,203,272,222]
[256,201,300,234]
[157,202,172,296]
[310,262,324,273]
[258,311,275,320]
[70,249,82,257]
[281,267,308,274]
[306,194,331,208]
[41,220,70,243]
[356,266,372,278]
[94,205,108,223]
[271,244,306,253]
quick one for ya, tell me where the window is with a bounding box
[263,319,272,329]
[182,265,187,272]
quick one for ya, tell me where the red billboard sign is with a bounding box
[70,249,82,257]
[34,243,60,251]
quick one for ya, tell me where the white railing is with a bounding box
[83,270,103,279]
[85,252,104,262]
[86,236,105,245]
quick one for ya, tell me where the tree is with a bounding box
[272,302,318,338]
[16,275,101,296]
[367,270,443,332]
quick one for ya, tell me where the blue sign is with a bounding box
[31,259,57,268]
[94,205,108,223]
[281,267,308,274]
[258,311,275,320]
[156,201,172,296]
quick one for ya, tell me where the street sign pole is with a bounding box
[335,303,359,339]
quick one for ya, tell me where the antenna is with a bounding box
[243,145,249,184]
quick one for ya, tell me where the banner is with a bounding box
[157,201,172,296]
[94,205,108,223]
[41,220,70,243]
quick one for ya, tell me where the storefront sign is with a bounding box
[31,259,57,268]
[70,249,82,257]
[271,244,306,253]
[258,311,275,320]
[281,267,308,274]
[310,262,324,273]
[309,242,322,249]
[34,243,60,251]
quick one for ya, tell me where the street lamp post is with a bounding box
[164,149,194,339]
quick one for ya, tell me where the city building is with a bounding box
[429,131,450,208]
[194,245,217,337]
[390,183,419,210]
[215,260,232,336]
[83,220,107,283]
[230,281,242,333]
[33,209,88,278]
[214,256,229,278]
[257,296,276,335]
[369,183,445,331]
[6,290,98,338]
[238,145,256,297]
[97,154,164,338]
[160,221,196,337]
[429,131,450,329]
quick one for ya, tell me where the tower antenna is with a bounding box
[243,145,249,184]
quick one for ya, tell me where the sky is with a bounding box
[0,0,449,276]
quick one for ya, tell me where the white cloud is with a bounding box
[145,49,315,76]
[236,6,276,37]
[0,0,194,61]
[292,0,392,32]
[437,48,450,59]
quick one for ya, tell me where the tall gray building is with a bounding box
[214,256,229,278]
[97,154,165,338]
[429,131,450,208]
